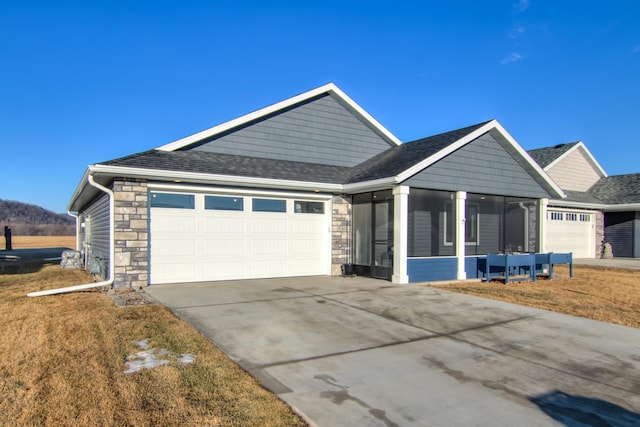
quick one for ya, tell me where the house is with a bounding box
[528,142,640,259]
[68,83,566,288]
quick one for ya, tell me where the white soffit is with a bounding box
[156,83,402,151]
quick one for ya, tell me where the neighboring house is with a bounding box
[68,83,565,288]
[528,142,640,259]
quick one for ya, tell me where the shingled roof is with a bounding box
[101,150,352,184]
[527,142,579,168]
[587,174,640,205]
[346,121,492,182]
[100,121,494,185]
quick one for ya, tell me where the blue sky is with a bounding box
[1,0,639,213]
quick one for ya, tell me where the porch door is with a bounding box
[353,191,393,280]
[372,197,393,279]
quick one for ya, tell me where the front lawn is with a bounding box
[0,264,306,426]
[430,265,640,328]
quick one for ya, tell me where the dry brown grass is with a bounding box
[6,235,77,249]
[0,265,306,426]
[431,265,640,328]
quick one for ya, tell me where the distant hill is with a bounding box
[0,199,75,236]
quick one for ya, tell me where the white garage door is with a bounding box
[149,191,330,284]
[546,210,595,258]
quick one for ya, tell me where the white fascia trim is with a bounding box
[545,141,608,178]
[396,121,497,183]
[547,199,608,210]
[342,177,398,193]
[67,168,90,212]
[91,164,343,193]
[604,203,640,212]
[147,182,333,200]
[491,121,566,199]
[156,83,401,151]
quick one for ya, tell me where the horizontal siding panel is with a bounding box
[405,134,549,198]
[547,149,601,191]
[81,194,111,278]
[604,212,634,258]
[192,94,393,167]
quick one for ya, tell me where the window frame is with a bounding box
[444,202,479,246]
[251,198,287,213]
[149,192,195,209]
[204,195,244,211]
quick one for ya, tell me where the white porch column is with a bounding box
[538,198,548,253]
[456,191,467,280]
[392,186,409,284]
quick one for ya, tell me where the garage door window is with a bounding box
[252,198,286,212]
[294,201,324,214]
[150,192,195,209]
[205,195,244,211]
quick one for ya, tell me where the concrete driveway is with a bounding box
[146,276,640,426]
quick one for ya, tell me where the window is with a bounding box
[294,201,324,214]
[445,202,478,245]
[550,212,563,221]
[150,192,195,209]
[205,195,243,211]
[566,213,577,221]
[252,198,286,212]
[580,214,591,222]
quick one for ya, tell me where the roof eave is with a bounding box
[604,203,640,212]
[547,199,608,210]
[90,164,344,193]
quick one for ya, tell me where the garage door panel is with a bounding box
[289,238,324,255]
[151,193,329,284]
[152,239,197,257]
[203,239,244,256]
[250,239,288,256]
[151,214,197,233]
[290,218,325,233]
[153,262,197,284]
[250,217,287,233]
[546,210,594,258]
[201,216,245,233]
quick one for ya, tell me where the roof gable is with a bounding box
[346,120,564,199]
[156,83,401,166]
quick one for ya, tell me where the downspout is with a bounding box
[27,173,115,297]
[518,202,529,252]
[67,211,79,251]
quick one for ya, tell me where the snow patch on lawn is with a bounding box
[123,339,196,374]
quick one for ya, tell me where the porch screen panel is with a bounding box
[505,197,538,253]
[353,202,372,265]
[408,189,455,257]
[466,194,503,256]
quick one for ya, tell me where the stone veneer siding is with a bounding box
[595,210,604,258]
[331,195,352,275]
[113,179,149,289]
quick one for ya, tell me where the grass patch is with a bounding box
[5,235,76,249]
[0,265,306,426]
[430,265,640,328]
